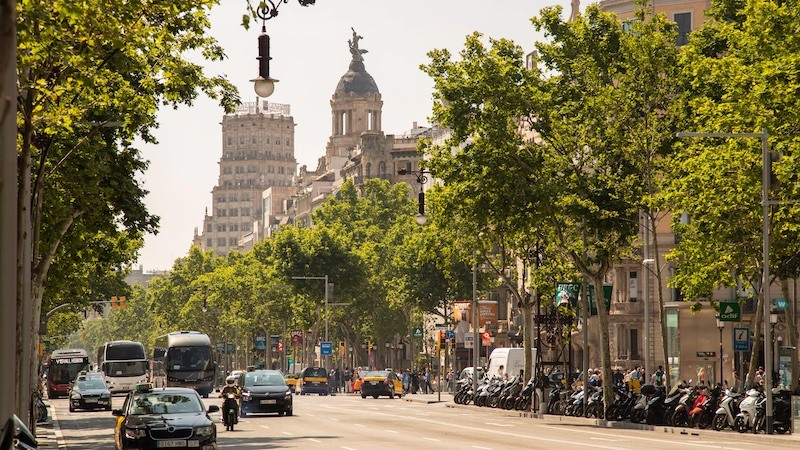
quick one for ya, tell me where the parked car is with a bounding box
[69,378,112,412]
[238,370,293,416]
[360,370,403,399]
[112,383,218,450]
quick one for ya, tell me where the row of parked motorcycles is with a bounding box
[545,380,793,434]
[453,375,537,411]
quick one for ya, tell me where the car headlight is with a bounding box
[195,425,215,437]
[100,393,111,399]
[71,393,81,400]
[285,391,292,397]
[125,428,146,439]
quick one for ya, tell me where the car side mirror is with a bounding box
[111,409,124,417]
[207,405,220,413]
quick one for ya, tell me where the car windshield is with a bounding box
[130,393,203,415]
[244,372,286,387]
[365,371,390,378]
[76,380,107,390]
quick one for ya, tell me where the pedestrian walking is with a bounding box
[425,368,432,394]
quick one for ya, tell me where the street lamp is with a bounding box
[677,129,775,433]
[397,168,431,225]
[250,1,316,98]
[716,315,724,385]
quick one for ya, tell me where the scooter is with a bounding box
[688,385,719,429]
[514,377,536,411]
[712,387,741,431]
[734,386,762,433]
[753,388,793,434]
[222,393,239,431]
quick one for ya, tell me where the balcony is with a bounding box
[610,301,643,316]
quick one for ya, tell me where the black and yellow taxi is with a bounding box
[283,373,301,393]
[360,370,403,399]
[299,367,329,395]
[113,383,219,450]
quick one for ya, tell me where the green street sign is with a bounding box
[773,298,789,312]
[588,285,613,316]
[719,302,741,322]
[412,327,423,339]
[555,282,581,308]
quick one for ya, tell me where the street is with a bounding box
[42,392,800,449]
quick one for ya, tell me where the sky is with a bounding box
[134,0,577,272]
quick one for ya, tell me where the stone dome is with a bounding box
[335,60,380,96]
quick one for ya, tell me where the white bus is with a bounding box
[97,340,148,394]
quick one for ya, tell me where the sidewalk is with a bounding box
[35,402,64,449]
[415,393,799,444]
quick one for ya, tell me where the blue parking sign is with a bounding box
[733,327,749,352]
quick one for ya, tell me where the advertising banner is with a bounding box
[453,301,497,327]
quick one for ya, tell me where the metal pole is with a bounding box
[761,129,773,434]
[581,278,589,417]
[643,212,651,380]
[324,275,329,372]
[472,250,479,401]
[719,325,723,385]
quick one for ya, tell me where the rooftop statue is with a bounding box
[348,27,368,62]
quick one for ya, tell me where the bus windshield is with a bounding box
[104,360,148,377]
[48,359,89,384]
[166,346,213,371]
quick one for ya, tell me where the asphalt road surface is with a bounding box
[48,392,800,449]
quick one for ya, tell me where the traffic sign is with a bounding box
[445,330,455,340]
[412,327,423,339]
[733,327,750,352]
[465,335,474,349]
[320,341,333,356]
[719,302,741,322]
[481,331,492,346]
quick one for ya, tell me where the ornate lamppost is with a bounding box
[397,168,431,225]
[251,1,316,98]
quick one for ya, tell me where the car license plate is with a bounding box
[85,398,98,403]
[260,399,277,404]
[156,440,186,448]
[370,381,378,385]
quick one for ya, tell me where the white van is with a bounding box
[487,347,536,380]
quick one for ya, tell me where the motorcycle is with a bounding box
[712,387,741,431]
[630,384,656,424]
[514,377,536,411]
[753,388,793,434]
[222,393,239,431]
[734,386,762,433]
[688,385,720,429]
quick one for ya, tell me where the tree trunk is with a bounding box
[522,292,534,412]
[746,295,763,389]
[593,274,614,418]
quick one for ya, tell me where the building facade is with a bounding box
[194,102,298,256]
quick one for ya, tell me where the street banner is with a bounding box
[588,285,613,315]
[453,301,498,326]
[555,282,580,308]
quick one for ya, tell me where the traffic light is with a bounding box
[119,296,127,310]
[768,151,782,193]
[339,341,345,356]
[110,296,119,310]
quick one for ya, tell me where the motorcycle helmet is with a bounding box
[225,375,237,385]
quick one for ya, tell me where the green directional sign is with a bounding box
[412,327,423,339]
[772,298,789,312]
[719,302,741,322]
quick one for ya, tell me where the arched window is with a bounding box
[378,161,387,176]
[365,163,372,177]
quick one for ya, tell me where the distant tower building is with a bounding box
[194,101,297,256]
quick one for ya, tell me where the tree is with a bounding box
[669,0,800,388]
[15,0,238,424]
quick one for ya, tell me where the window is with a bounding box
[242,208,250,216]
[229,238,237,246]
[275,137,280,145]
[252,136,257,144]
[223,166,232,175]
[629,271,638,302]
[231,224,238,232]
[669,267,684,302]
[206,239,212,247]
[216,224,226,232]
[674,12,691,46]
[217,238,225,246]
[630,329,639,360]
[227,136,233,146]
[285,139,290,146]
[217,209,226,217]
[230,209,238,217]
[235,166,244,174]
[242,222,251,231]
[206,224,212,232]
[239,136,245,145]
[217,195,226,203]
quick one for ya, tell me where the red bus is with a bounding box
[46,348,90,398]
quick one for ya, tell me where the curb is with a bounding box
[35,403,66,449]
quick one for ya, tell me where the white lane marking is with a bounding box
[308,438,322,443]
[342,447,357,450]
[472,446,492,450]
[354,423,366,427]
[384,429,399,433]
[591,438,624,442]
[484,422,513,427]
[282,431,294,436]
[330,417,340,421]
[424,437,441,442]
[260,425,270,430]
[540,425,750,449]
